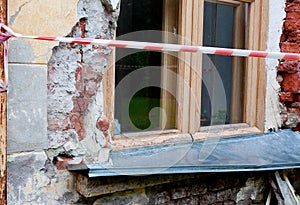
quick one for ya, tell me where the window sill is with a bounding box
[112,124,261,150]
[112,129,192,150]
[69,129,300,178]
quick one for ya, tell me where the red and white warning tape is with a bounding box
[0,23,9,92]
[1,24,300,60]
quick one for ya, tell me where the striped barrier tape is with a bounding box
[1,23,300,61]
[0,23,9,92]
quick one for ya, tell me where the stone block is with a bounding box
[7,64,47,153]
[93,189,149,205]
[76,174,209,198]
[7,152,48,203]
[8,0,79,64]
[7,151,81,204]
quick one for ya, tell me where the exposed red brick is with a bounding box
[69,113,86,140]
[282,73,299,92]
[56,157,73,170]
[295,93,300,102]
[280,92,295,102]
[278,61,300,72]
[283,19,300,31]
[286,2,300,12]
[97,117,110,132]
[79,18,86,38]
[72,97,90,112]
[293,126,300,131]
[281,42,300,53]
[280,33,288,43]
[75,66,84,93]
[48,118,69,132]
[286,31,300,42]
[286,11,300,20]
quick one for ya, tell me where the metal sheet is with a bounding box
[68,130,300,177]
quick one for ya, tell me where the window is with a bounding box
[114,0,178,133]
[103,0,268,148]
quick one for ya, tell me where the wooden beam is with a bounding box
[189,0,204,133]
[0,0,7,204]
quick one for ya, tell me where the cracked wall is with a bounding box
[7,0,120,204]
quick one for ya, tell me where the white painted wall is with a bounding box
[265,0,285,131]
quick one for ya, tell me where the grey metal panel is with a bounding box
[69,130,300,177]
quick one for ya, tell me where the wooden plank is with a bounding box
[230,2,245,123]
[205,0,254,6]
[176,0,186,132]
[274,172,298,205]
[0,0,7,204]
[112,131,192,151]
[161,0,179,130]
[189,0,203,133]
[244,1,258,127]
[255,0,268,131]
[193,124,261,142]
[103,44,116,136]
[244,0,267,131]
[178,0,193,133]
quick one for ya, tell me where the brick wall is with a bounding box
[279,0,300,131]
[79,172,269,205]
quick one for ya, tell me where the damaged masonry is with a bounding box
[4,0,300,204]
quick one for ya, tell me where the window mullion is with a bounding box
[188,0,204,133]
[177,0,193,133]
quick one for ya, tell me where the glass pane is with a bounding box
[115,0,178,133]
[201,1,247,126]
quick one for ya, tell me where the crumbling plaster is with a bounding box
[47,0,120,164]
[265,0,285,131]
[7,0,121,204]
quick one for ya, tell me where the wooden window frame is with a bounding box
[103,0,268,150]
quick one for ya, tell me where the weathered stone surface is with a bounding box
[93,189,149,205]
[236,177,267,204]
[7,152,81,205]
[76,173,211,198]
[8,0,79,64]
[7,64,47,153]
